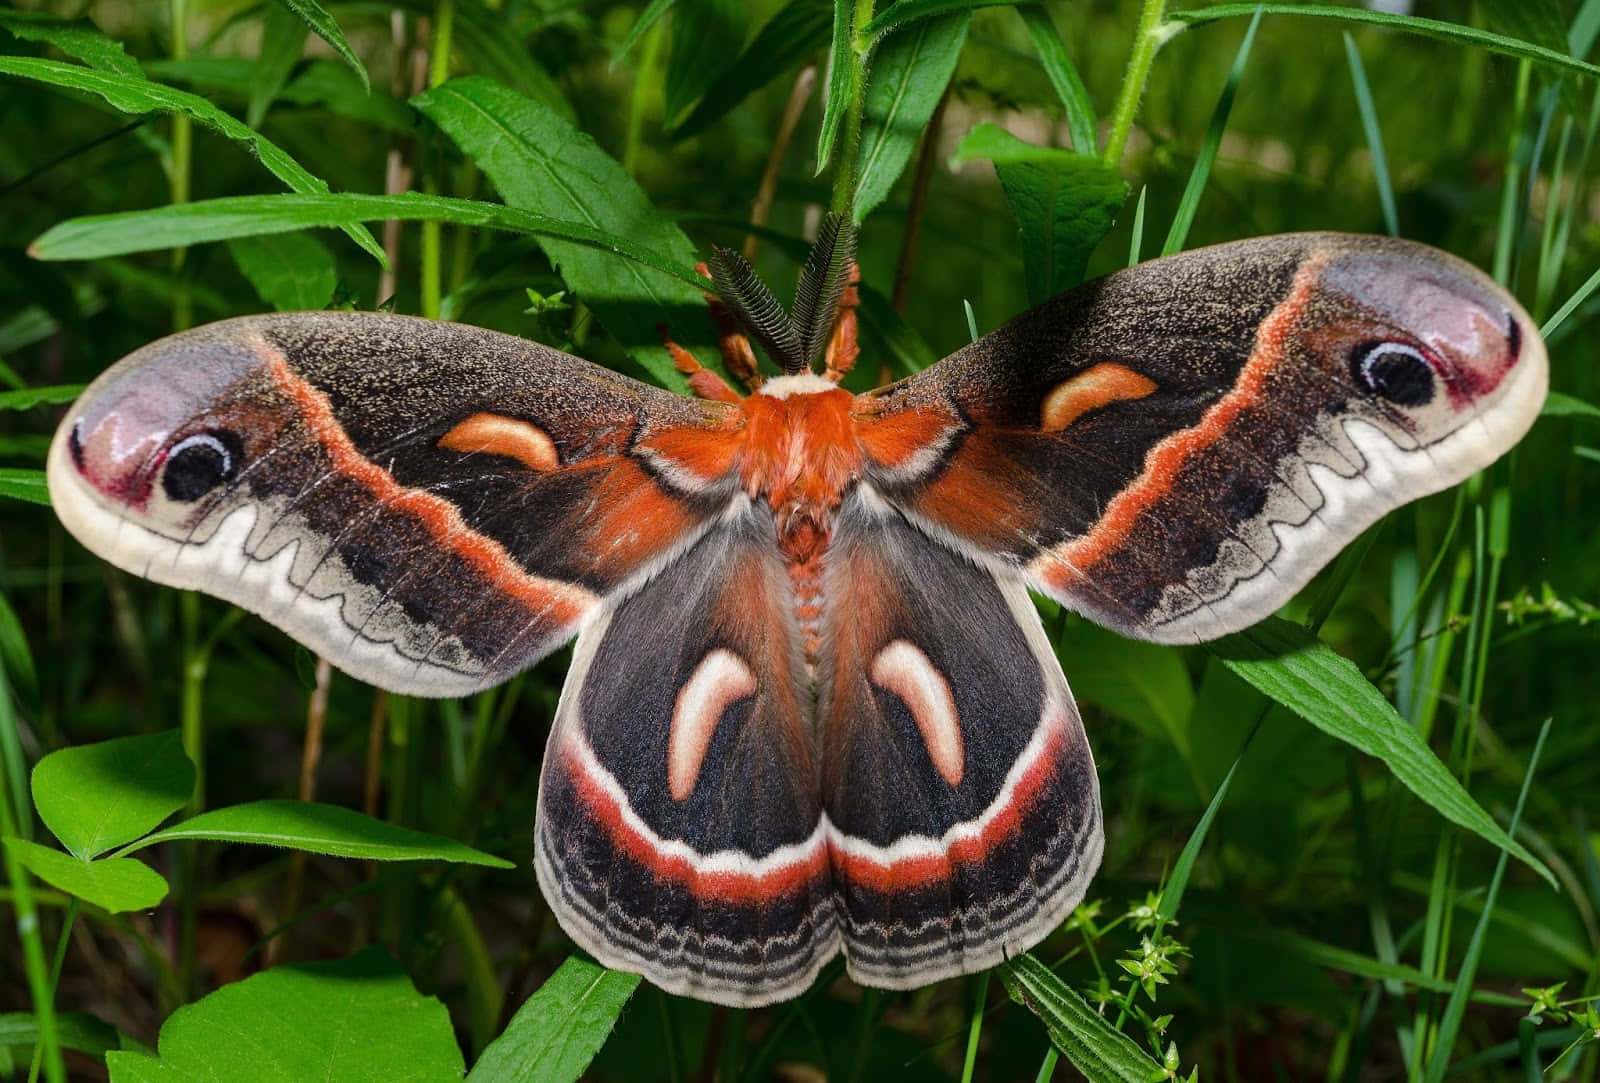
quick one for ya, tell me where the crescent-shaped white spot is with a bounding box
[870,639,964,787]
[668,648,758,801]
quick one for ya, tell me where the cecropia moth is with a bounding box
[46,221,1547,1006]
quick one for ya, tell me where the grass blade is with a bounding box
[1343,32,1399,236]
[1017,5,1096,154]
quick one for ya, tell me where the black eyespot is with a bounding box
[162,430,243,502]
[1350,341,1436,407]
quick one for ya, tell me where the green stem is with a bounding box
[1102,0,1171,168]
[27,899,77,1083]
[420,0,455,321]
[178,592,209,1000]
[961,972,990,1083]
[829,0,877,217]
[169,0,192,332]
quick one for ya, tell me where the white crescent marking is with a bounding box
[668,648,757,800]
[869,639,964,786]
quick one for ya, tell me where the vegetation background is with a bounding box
[0,0,1597,1079]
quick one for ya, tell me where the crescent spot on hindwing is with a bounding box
[47,312,743,697]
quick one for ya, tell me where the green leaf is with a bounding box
[1213,617,1554,886]
[951,123,1128,301]
[105,949,464,1083]
[1017,5,1096,155]
[1053,621,1193,759]
[30,193,707,290]
[816,0,858,171]
[127,800,514,867]
[999,954,1165,1082]
[1544,261,1600,337]
[284,61,413,132]
[414,76,719,388]
[613,0,678,64]
[672,0,832,139]
[0,468,49,506]
[248,1,309,129]
[1343,32,1398,237]
[0,1012,128,1059]
[467,957,640,1082]
[3,839,169,913]
[857,282,937,374]
[664,0,748,125]
[32,731,195,859]
[861,0,1013,39]
[0,56,384,265]
[275,0,369,91]
[1169,5,1600,83]
[0,589,40,710]
[0,384,84,410]
[1543,391,1600,419]
[852,10,970,222]
[0,10,142,77]
[227,232,338,311]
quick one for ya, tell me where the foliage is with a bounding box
[1,0,1598,1080]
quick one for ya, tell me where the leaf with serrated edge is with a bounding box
[467,957,639,1082]
[275,0,369,90]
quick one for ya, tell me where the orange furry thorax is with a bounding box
[736,386,863,563]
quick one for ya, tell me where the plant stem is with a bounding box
[1102,0,1170,168]
[27,899,77,1083]
[169,0,192,332]
[420,0,455,320]
[829,0,878,218]
[892,87,950,313]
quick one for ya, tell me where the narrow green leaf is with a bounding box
[862,0,1013,39]
[32,731,195,859]
[127,800,514,867]
[952,123,1128,301]
[1016,5,1096,155]
[0,590,40,710]
[467,957,639,1082]
[414,76,719,388]
[1170,4,1600,83]
[3,839,169,913]
[248,1,309,129]
[1421,719,1552,1083]
[31,193,707,290]
[663,0,747,125]
[999,954,1165,1082]
[1213,617,1554,886]
[1574,0,1600,56]
[105,949,464,1083]
[0,469,49,506]
[1156,724,1249,925]
[0,1013,126,1059]
[853,11,970,222]
[0,385,84,410]
[1542,390,1600,419]
[0,11,142,77]
[0,56,384,265]
[1343,33,1398,237]
[284,61,413,132]
[672,0,832,138]
[443,0,573,120]
[275,0,369,90]
[613,0,678,64]
[1542,261,1600,337]
[227,232,338,311]
[1162,7,1261,256]
[816,0,857,171]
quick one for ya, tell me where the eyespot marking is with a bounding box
[438,413,559,472]
[162,431,242,502]
[1041,363,1159,433]
[668,648,758,801]
[1350,342,1435,407]
[869,639,963,787]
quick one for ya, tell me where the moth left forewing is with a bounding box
[860,233,1547,644]
[819,491,1102,989]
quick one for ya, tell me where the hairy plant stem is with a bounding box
[829,0,878,218]
[1102,0,1171,168]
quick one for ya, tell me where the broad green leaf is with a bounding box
[664,0,748,125]
[951,123,1128,301]
[0,468,50,505]
[852,10,970,222]
[32,731,195,859]
[1053,621,1193,758]
[4,839,168,913]
[0,1012,127,1058]
[0,385,83,410]
[248,1,309,129]
[861,0,1012,39]
[227,232,338,311]
[105,949,464,1083]
[1214,617,1554,886]
[1543,390,1600,419]
[275,0,369,90]
[1169,5,1600,83]
[816,0,857,172]
[128,799,514,867]
[0,56,384,265]
[672,0,832,139]
[0,10,142,77]
[414,77,719,388]
[467,957,640,1082]
[30,193,707,290]
[999,954,1164,1082]
[1017,5,1096,154]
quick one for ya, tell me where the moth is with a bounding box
[47,221,1547,1006]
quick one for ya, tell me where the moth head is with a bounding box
[1304,236,1546,444]
[48,326,281,548]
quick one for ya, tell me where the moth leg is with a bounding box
[658,320,744,404]
[822,262,860,384]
